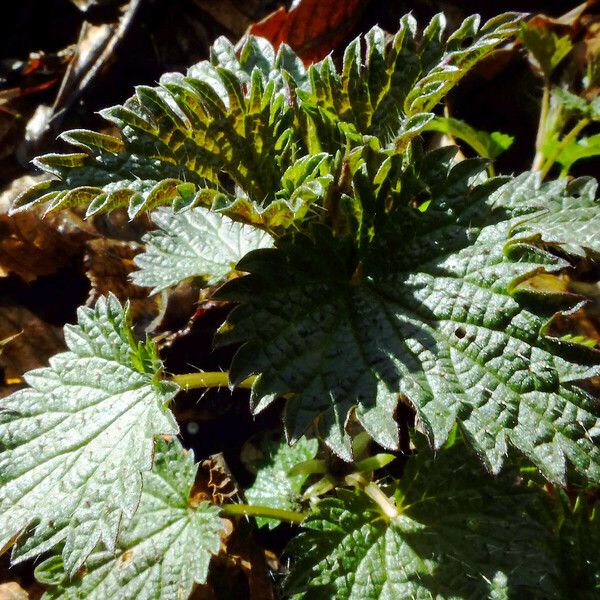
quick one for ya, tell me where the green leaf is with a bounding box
[521,23,573,78]
[301,13,522,149]
[494,173,600,257]
[12,36,302,221]
[13,14,521,229]
[131,207,273,294]
[554,88,600,121]
[217,160,600,482]
[424,116,514,159]
[244,435,318,529]
[0,295,179,574]
[286,436,556,599]
[543,133,600,176]
[37,438,223,600]
[548,492,600,597]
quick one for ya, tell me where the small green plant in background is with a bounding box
[2,11,600,598]
[523,17,600,178]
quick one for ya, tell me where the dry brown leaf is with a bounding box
[0,48,74,162]
[0,306,64,397]
[84,238,162,333]
[528,1,593,29]
[0,582,29,600]
[200,453,241,505]
[20,0,142,154]
[210,526,278,600]
[192,0,269,37]
[248,0,365,63]
[0,175,96,282]
[192,455,278,600]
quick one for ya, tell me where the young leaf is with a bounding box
[543,133,600,176]
[217,161,600,483]
[300,13,522,149]
[424,115,514,159]
[131,207,273,294]
[244,435,318,529]
[11,36,302,221]
[286,436,556,599]
[13,14,521,229]
[36,438,224,600]
[0,295,179,573]
[521,23,573,78]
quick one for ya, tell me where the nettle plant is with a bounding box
[2,11,600,599]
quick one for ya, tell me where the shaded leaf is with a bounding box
[548,491,600,597]
[244,435,318,529]
[424,115,514,159]
[286,436,556,599]
[217,162,600,483]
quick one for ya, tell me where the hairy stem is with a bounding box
[539,117,590,180]
[364,481,398,520]
[171,372,256,390]
[220,503,306,524]
[532,82,550,171]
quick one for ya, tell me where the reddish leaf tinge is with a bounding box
[248,0,364,64]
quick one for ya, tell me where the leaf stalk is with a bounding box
[220,503,306,524]
[171,372,256,390]
[539,117,590,180]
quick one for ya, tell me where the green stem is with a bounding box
[364,481,398,520]
[220,503,306,524]
[171,372,255,390]
[539,117,590,180]
[532,82,550,171]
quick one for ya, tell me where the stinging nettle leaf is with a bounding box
[11,35,303,223]
[244,435,318,529]
[299,12,522,151]
[217,162,600,483]
[286,436,557,599]
[36,438,224,600]
[0,295,179,574]
[131,207,273,294]
[12,13,521,232]
[493,172,600,258]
